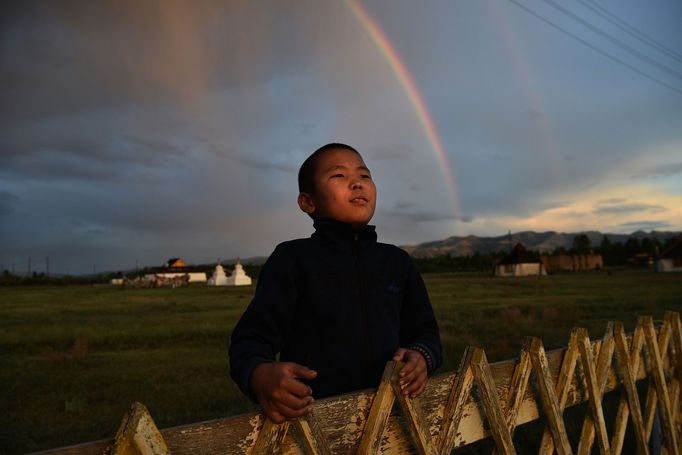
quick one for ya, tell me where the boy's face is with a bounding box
[298,148,377,230]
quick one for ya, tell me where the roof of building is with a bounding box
[660,235,682,259]
[498,243,541,265]
[166,258,189,268]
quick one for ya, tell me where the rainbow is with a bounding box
[346,0,462,221]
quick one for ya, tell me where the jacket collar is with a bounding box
[311,217,377,247]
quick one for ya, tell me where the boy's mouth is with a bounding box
[350,196,369,205]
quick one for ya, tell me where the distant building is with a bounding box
[145,257,207,283]
[496,243,546,277]
[540,254,603,273]
[207,258,252,286]
[655,235,682,273]
[207,261,229,286]
[166,258,189,268]
[225,258,252,286]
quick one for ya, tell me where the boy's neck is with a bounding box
[313,216,370,232]
[312,217,377,248]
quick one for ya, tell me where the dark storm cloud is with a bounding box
[0,0,320,126]
[0,125,192,183]
[594,202,667,215]
[232,155,298,173]
[123,135,186,157]
[365,144,414,161]
[0,190,19,218]
[0,149,119,183]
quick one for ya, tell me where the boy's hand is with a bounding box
[249,362,317,424]
[392,348,428,399]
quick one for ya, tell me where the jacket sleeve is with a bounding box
[399,255,442,373]
[228,244,298,402]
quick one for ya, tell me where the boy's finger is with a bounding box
[399,367,419,387]
[399,357,417,378]
[401,351,427,377]
[409,381,427,399]
[403,376,427,396]
[276,390,314,411]
[392,347,407,361]
[404,376,424,393]
[273,400,314,420]
[290,363,318,380]
[400,360,426,385]
[284,378,314,398]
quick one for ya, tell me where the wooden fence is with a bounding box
[37,312,682,455]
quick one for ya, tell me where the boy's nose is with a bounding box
[351,181,362,189]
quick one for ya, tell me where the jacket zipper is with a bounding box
[352,232,372,383]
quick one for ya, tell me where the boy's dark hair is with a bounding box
[298,143,360,194]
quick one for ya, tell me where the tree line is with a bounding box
[412,234,679,273]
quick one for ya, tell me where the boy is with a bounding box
[229,143,441,424]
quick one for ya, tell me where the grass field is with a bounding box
[1,270,681,454]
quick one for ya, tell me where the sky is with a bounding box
[1,0,681,275]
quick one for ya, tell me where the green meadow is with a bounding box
[1,270,681,454]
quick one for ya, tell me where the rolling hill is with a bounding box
[401,230,680,258]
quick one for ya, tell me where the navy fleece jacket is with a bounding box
[228,217,442,401]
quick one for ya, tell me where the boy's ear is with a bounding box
[297,192,316,214]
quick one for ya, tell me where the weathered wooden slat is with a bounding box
[614,321,649,455]
[470,347,517,455]
[356,361,398,455]
[665,312,682,383]
[530,336,574,455]
[438,346,475,455]
[491,341,532,455]
[611,320,646,455]
[390,362,438,455]
[34,318,681,455]
[293,411,331,455]
[251,419,290,454]
[644,316,673,441]
[575,327,611,455]
[111,402,170,455]
[503,339,532,433]
[538,329,579,455]
[582,323,615,455]
[644,316,680,455]
[668,381,681,452]
[665,312,682,437]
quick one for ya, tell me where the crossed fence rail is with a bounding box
[38,311,682,454]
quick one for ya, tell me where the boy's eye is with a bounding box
[331,173,344,178]
[361,174,371,179]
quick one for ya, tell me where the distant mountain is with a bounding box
[401,230,680,258]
